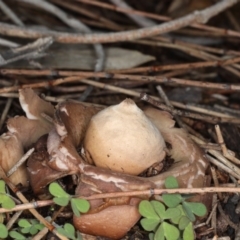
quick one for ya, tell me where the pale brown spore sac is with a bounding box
[83,99,166,175]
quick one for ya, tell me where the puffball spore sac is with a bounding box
[83,99,166,175]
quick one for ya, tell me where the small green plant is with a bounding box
[49,182,90,217]
[139,176,207,240]
[8,219,44,239]
[0,180,15,209]
[57,223,82,240]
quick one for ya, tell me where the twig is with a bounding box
[215,125,240,165]
[7,148,35,178]
[205,194,217,224]
[136,39,240,79]
[0,37,19,47]
[214,104,240,117]
[140,93,240,124]
[111,57,240,74]
[77,0,240,38]
[198,143,221,151]
[2,69,240,91]
[0,0,238,43]
[0,97,13,130]
[191,135,240,178]
[50,0,123,31]
[3,186,240,214]
[6,210,23,230]
[155,35,240,56]
[32,227,48,240]
[156,85,189,130]
[0,37,53,67]
[211,194,218,235]
[211,167,223,200]
[156,85,205,140]
[0,0,24,26]
[0,200,54,213]
[207,155,240,180]
[81,186,240,200]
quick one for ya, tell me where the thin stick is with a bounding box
[111,57,240,74]
[2,69,240,91]
[0,0,238,43]
[77,0,240,38]
[0,37,53,67]
[82,187,240,200]
[210,194,218,235]
[191,135,240,177]
[0,200,54,213]
[0,97,13,130]
[136,39,240,79]
[2,186,240,214]
[7,148,35,178]
[0,0,24,26]
[32,227,48,240]
[141,93,239,124]
[211,167,222,200]
[215,125,240,165]
[6,210,23,230]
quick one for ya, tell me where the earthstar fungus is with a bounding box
[0,89,209,239]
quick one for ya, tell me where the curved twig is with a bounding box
[0,0,238,43]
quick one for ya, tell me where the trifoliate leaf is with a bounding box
[18,219,31,228]
[139,200,159,219]
[49,183,69,198]
[71,198,90,216]
[140,218,160,231]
